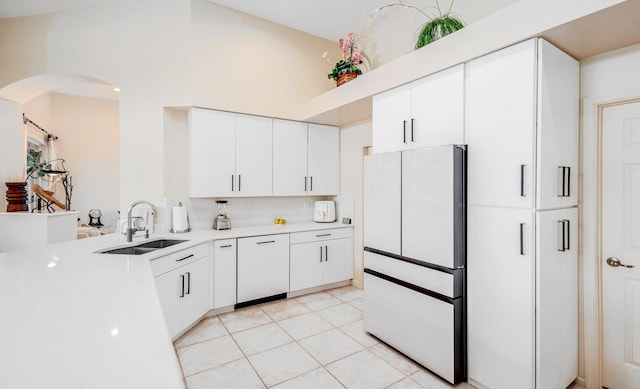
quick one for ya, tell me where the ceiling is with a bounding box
[0,0,387,41]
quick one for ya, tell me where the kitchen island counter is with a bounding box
[0,222,351,388]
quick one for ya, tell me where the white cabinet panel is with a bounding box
[289,242,324,292]
[536,40,579,209]
[181,257,211,328]
[467,205,535,389]
[235,114,273,197]
[154,267,183,338]
[290,230,353,293]
[308,124,340,195]
[402,146,455,267]
[237,234,289,303]
[323,237,353,284]
[188,109,235,197]
[213,239,237,309]
[372,84,411,153]
[410,64,465,149]
[466,39,536,208]
[536,208,578,389]
[273,120,308,196]
[364,152,401,254]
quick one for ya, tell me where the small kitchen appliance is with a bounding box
[313,201,336,223]
[213,200,231,230]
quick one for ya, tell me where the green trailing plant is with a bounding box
[370,0,465,50]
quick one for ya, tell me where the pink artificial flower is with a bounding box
[321,51,328,59]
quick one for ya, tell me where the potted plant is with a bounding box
[370,0,465,50]
[323,33,368,86]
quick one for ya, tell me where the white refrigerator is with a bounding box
[363,145,466,384]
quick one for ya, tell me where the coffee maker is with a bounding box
[213,200,231,230]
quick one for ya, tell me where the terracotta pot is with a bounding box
[336,72,358,87]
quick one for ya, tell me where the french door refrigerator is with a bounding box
[363,144,466,384]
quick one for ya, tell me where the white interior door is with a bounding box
[602,101,640,389]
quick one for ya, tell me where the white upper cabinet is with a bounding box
[188,108,272,197]
[235,114,273,197]
[372,65,465,154]
[466,39,578,209]
[535,40,579,210]
[273,121,340,196]
[190,109,340,198]
[188,109,236,198]
[308,124,340,195]
[273,119,308,196]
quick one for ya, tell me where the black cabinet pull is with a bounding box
[565,167,571,197]
[231,175,234,192]
[179,274,185,298]
[304,176,307,191]
[565,219,570,250]
[403,120,407,144]
[520,165,526,197]
[256,240,276,245]
[238,175,242,192]
[315,233,331,237]
[557,166,571,197]
[176,254,194,262]
[557,219,571,251]
[325,245,328,261]
[186,272,191,295]
[220,244,233,248]
[519,223,525,255]
[310,176,313,191]
[410,118,415,142]
[319,246,323,262]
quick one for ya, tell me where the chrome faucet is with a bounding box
[127,200,157,242]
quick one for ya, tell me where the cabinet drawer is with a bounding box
[364,251,459,299]
[290,228,352,244]
[150,243,209,277]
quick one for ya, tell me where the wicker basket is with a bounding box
[336,71,358,87]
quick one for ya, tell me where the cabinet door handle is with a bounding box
[310,176,313,192]
[316,233,331,237]
[410,118,415,142]
[557,167,565,197]
[565,167,571,197]
[403,120,407,144]
[520,164,526,197]
[186,272,191,295]
[304,176,308,192]
[220,244,233,248]
[557,166,571,197]
[319,246,323,262]
[179,274,185,298]
[519,223,525,255]
[176,254,194,263]
[557,219,571,251]
[256,240,276,245]
[238,174,241,192]
[325,245,328,261]
[231,175,235,192]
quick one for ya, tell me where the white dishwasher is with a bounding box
[237,234,290,305]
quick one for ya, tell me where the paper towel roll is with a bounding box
[172,205,189,233]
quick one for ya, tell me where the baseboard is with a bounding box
[574,376,586,387]
[287,279,352,298]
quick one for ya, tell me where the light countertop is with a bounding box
[0,222,351,389]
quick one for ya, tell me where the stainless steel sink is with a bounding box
[98,239,188,255]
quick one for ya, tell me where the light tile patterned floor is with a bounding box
[174,285,585,389]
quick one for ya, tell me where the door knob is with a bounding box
[606,257,634,268]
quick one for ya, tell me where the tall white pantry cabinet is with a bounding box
[466,39,579,389]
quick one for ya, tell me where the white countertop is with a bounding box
[0,222,351,389]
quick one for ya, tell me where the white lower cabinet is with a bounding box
[289,228,353,292]
[237,234,289,304]
[213,239,237,309]
[152,243,211,339]
[468,206,578,389]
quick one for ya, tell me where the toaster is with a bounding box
[313,201,336,223]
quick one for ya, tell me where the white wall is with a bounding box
[0,99,24,211]
[50,93,119,231]
[579,42,640,387]
[339,120,372,288]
